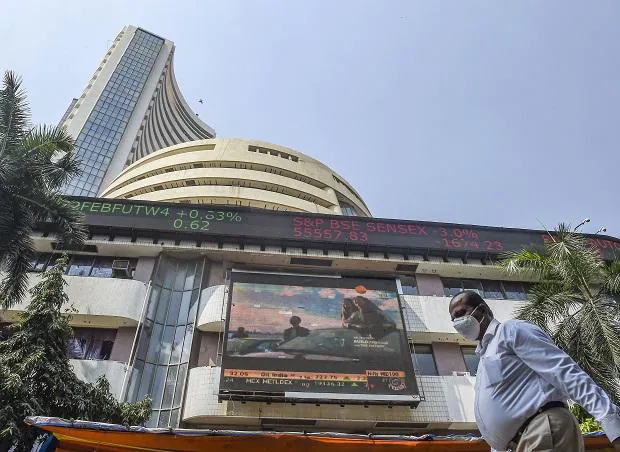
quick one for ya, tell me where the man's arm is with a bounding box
[507,321,620,444]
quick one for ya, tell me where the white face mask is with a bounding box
[453,304,484,341]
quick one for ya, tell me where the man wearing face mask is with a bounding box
[449,290,620,452]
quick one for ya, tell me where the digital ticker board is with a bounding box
[219,272,419,404]
[66,196,620,260]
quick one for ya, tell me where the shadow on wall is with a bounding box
[401,298,428,332]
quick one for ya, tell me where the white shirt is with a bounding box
[475,318,620,451]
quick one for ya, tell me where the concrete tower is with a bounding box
[61,25,215,197]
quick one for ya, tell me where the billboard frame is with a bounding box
[218,270,421,407]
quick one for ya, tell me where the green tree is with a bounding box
[0,70,85,308]
[503,224,620,406]
[0,256,151,451]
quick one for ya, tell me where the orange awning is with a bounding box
[26,417,615,452]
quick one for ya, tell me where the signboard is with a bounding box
[66,197,620,260]
[219,272,419,405]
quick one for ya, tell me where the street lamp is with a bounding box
[574,218,590,231]
[596,227,607,234]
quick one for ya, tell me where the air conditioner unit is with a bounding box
[452,371,471,377]
[112,259,132,278]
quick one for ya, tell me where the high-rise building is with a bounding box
[60,25,215,197]
[11,24,620,451]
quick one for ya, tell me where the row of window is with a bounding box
[442,278,530,300]
[397,276,529,300]
[29,253,137,279]
[411,344,479,376]
[1,324,116,361]
[65,29,164,197]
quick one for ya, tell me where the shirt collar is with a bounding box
[475,318,500,356]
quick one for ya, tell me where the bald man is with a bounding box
[449,290,620,452]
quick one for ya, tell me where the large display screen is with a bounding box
[66,197,620,260]
[219,272,420,405]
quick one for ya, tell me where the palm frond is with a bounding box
[14,192,85,246]
[501,249,549,278]
[0,71,30,156]
[0,203,34,307]
[20,125,79,189]
[602,260,620,295]
[516,284,578,335]
[502,222,620,404]
[20,124,74,158]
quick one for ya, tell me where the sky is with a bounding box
[1,0,618,237]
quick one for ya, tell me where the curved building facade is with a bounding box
[17,198,620,431]
[101,139,371,216]
[61,25,215,197]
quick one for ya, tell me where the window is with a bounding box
[461,346,479,375]
[410,344,438,376]
[503,282,528,301]
[28,253,136,279]
[339,202,358,217]
[442,278,463,297]
[462,279,483,294]
[29,253,52,272]
[67,328,116,360]
[442,278,530,301]
[482,280,504,299]
[399,277,418,295]
[90,256,115,278]
[67,255,95,276]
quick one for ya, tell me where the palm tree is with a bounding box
[502,223,620,404]
[0,71,85,308]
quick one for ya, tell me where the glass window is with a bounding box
[170,325,186,364]
[90,256,115,278]
[157,410,171,428]
[137,362,155,401]
[183,261,198,291]
[150,365,167,409]
[161,365,178,409]
[177,291,192,325]
[188,289,200,320]
[29,253,52,272]
[400,277,418,295]
[67,328,116,360]
[503,282,527,300]
[173,262,188,291]
[146,286,161,321]
[166,291,183,326]
[339,202,358,216]
[158,326,175,364]
[442,279,462,297]
[127,359,144,400]
[482,280,505,299]
[67,255,94,276]
[181,324,194,362]
[462,347,480,376]
[462,279,483,294]
[146,323,163,363]
[173,363,188,407]
[411,344,438,376]
[170,408,180,427]
[155,289,172,324]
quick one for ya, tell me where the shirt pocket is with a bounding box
[483,355,503,388]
